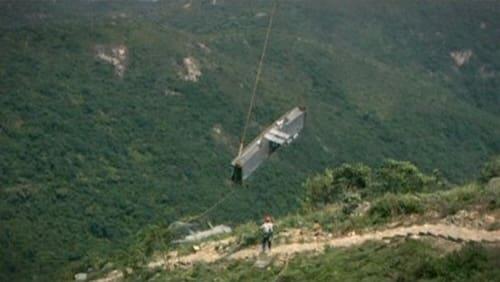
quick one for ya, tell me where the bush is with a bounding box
[333,163,373,191]
[132,224,173,259]
[234,222,260,248]
[414,243,498,281]
[341,192,362,215]
[303,169,335,208]
[375,159,429,193]
[479,155,500,183]
[304,163,372,208]
[369,193,424,219]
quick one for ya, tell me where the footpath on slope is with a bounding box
[147,223,500,270]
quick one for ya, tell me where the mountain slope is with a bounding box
[0,1,499,281]
[92,179,500,281]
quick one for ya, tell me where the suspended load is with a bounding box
[231,106,306,183]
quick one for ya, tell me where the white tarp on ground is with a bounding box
[174,225,232,243]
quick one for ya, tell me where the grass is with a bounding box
[85,181,500,281]
[1,0,499,281]
[148,240,500,282]
[369,194,424,221]
[275,182,499,236]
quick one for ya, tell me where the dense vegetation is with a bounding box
[151,241,500,282]
[480,155,500,183]
[1,0,499,281]
[303,159,447,208]
[106,175,500,281]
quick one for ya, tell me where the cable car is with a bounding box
[231,106,306,183]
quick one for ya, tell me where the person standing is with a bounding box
[260,215,274,253]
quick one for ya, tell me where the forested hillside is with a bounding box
[0,0,499,281]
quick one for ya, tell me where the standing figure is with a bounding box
[260,215,274,253]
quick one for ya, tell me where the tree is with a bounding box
[479,155,500,183]
[304,163,372,208]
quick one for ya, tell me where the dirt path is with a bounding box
[148,223,500,269]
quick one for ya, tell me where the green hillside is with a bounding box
[150,241,500,282]
[83,158,500,281]
[0,0,499,281]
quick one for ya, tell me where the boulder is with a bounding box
[74,273,87,281]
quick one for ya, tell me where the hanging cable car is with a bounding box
[230,1,306,183]
[231,106,306,183]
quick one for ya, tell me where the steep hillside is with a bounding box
[1,1,499,281]
[87,170,500,281]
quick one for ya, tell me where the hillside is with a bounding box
[83,165,500,281]
[1,0,499,281]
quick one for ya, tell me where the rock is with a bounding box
[180,57,201,82]
[95,44,128,77]
[74,273,87,281]
[192,245,201,252]
[212,125,222,135]
[409,234,420,240]
[450,50,473,67]
[125,267,133,275]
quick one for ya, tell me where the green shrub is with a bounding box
[369,193,424,219]
[432,184,488,215]
[414,243,499,281]
[341,192,362,215]
[333,163,373,191]
[234,222,260,248]
[479,155,500,183]
[304,164,372,208]
[375,159,429,193]
[303,169,335,208]
[131,224,173,260]
[303,160,449,209]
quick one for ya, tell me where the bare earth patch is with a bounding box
[450,50,473,67]
[146,222,499,271]
[180,56,202,82]
[95,44,128,77]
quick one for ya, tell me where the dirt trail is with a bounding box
[148,223,500,269]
